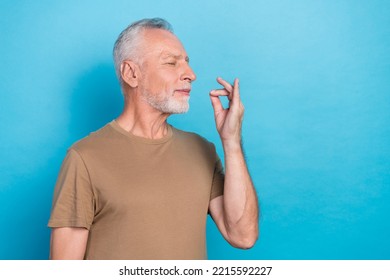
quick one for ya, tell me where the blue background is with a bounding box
[1,0,389,260]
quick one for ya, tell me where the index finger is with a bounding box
[216,77,233,93]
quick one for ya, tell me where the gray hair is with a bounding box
[113,18,174,81]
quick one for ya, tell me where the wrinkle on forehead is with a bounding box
[139,29,188,59]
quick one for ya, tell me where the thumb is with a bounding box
[209,95,224,114]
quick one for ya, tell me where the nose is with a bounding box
[181,63,196,82]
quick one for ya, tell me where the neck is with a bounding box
[116,91,171,140]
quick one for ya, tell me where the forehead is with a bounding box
[140,28,187,58]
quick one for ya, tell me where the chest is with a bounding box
[88,142,215,217]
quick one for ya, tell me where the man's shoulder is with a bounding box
[172,126,216,149]
[70,121,117,154]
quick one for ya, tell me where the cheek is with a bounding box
[157,74,176,94]
[144,68,177,94]
[146,78,171,96]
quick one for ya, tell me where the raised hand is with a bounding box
[209,77,244,147]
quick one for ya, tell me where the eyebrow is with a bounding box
[161,53,190,63]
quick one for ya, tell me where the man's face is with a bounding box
[137,29,196,114]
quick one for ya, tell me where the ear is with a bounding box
[120,60,140,88]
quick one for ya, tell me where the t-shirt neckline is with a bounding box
[109,120,174,145]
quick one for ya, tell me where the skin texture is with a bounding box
[209,78,259,248]
[50,28,258,259]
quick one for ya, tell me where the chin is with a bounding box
[163,100,189,114]
[167,105,189,114]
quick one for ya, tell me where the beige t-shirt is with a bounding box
[48,120,224,259]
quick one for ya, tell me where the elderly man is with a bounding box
[48,18,258,260]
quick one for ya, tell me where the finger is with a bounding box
[209,95,224,113]
[209,89,230,97]
[227,78,241,113]
[216,77,233,93]
[232,78,240,104]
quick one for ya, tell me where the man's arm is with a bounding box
[50,227,89,259]
[208,77,259,249]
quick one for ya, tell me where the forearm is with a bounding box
[222,140,259,244]
[209,77,258,248]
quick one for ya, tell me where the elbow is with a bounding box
[228,227,259,249]
[224,208,260,249]
[236,234,258,249]
[245,232,259,249]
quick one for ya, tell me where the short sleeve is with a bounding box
[48,149,94,230]
[210,155,225,200]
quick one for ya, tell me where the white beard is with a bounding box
[141,91,190,114]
